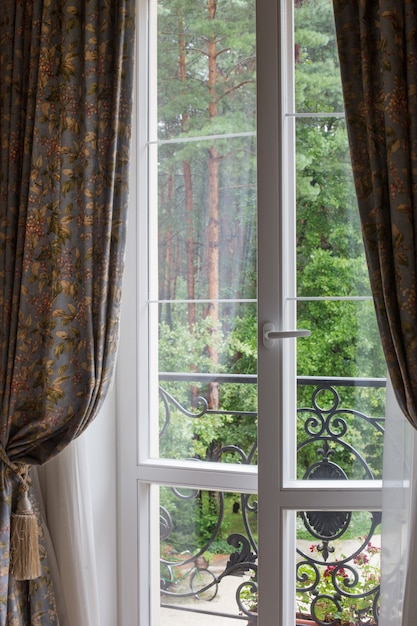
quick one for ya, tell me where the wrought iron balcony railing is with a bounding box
[158,373,385,626]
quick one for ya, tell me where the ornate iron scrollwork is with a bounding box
[158,376,384,624]
[302,441,352,551]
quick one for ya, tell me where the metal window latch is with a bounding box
[262,322,311,348]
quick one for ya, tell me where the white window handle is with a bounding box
[262,322,311,348]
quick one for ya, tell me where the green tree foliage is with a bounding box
[156,0,385,481]
[157,0,256,317]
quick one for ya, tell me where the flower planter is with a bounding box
[295,616,376,626]
[247,615,318,625]
[247,613,318,625]
[296,615,318,625]
[246,611,377,626]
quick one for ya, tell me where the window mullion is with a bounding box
[257,0,286,623]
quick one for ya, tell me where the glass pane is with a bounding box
[293,3,385,481]
[296,510,381,626]
[297,377,385,481]
[297,300,385,379]
[295,113,386,477]
[157,136,257,303]
[157,1,256,141]
[160,487,258,624]
[295,118,365,286]
[294,0,344,114]
[155,301,257,462]
[155,0,257,463]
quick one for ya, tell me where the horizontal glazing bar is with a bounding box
[148,130,256,145]
[285,111,345,118]
[149,298,257,304]
[159,372,257,383]
[159,372,386,388]
[288,296,373,301]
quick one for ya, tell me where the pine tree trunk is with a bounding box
[207,0,220,409]
[178,11,198,401]
[178,24,196,330]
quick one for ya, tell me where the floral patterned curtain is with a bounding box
[332,0,417,427]
[0,0,134,622]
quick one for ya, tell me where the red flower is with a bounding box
[354,553,369,565]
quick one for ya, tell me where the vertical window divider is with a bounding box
[257,0,286,623]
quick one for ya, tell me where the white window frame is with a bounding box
[116,1,383,624]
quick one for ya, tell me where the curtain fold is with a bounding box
[332,0,417,426]
[34,436,101,626]
[0,0,134,622]
[332,1,417,624]
[31,471,71,626]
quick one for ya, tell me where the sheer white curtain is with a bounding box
[380,376,416,626]
[33,435,101,626]
[31,388,118,626]
[402,454,417,624]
